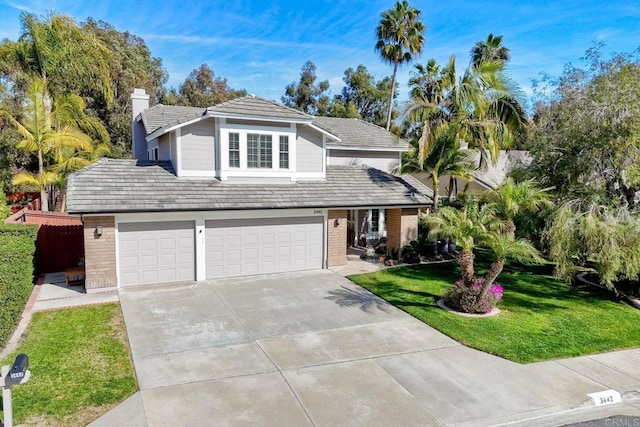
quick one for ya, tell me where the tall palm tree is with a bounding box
[483,177,553,238]
[1,79,95,210]
[479,232,543,301]
[424,200,499,285]
[470,33,510,69]
[375,0,425,130]
[2,12,113,110]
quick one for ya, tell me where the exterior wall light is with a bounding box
[335,217,342,227]
[96,226,103,237]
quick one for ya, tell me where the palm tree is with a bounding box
[1,12,113,118]
[470,33,510,69]
[400,133,475,212]
[483,177,553,238]
[375,0,425,130]
[479,232,543,302]
[406,55,526,173]
[424,200,499,285]
[1,79,95,210]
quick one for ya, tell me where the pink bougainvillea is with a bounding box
[444,277,503,314]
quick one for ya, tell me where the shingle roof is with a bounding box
[139,105,206,135]
[472,150,532,188]
[66,159,432,214]
[207,95,313,121]
[312,117,410,150]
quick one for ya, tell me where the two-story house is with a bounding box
[67,89,432,291]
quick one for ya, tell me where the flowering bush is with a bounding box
[443,277,503,314]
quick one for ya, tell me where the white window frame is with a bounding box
[148,146,159,161]
[219,121,297,180]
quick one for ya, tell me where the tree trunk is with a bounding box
[432,176,440,212]
[385,62,398,131]
[459,249,475,285]
[38,149,49,212]
[505,219,516,238]
[478,259,504,301]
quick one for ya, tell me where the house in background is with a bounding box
[67,89,431,291]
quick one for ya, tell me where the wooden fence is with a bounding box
[5,208,84,274]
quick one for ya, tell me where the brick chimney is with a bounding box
[131,88,150,160]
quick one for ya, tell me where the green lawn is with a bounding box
[0,303,137,426]
[348,258,640,363]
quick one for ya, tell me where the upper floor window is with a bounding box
[371,209,379,233]
[247,134,272,168]
[279,135,289,169]
[148,147,159,161]
[229,132,240,168]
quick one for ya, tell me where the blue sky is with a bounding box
[1,0,639,109]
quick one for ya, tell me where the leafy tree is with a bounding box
[0,185,10,219]
[543,202,640,289]
[82,18,169,158]
[337,65,395,126]
[424,199,498,285]
[176,64,246,108]
[282,61,330,115]
[1,12,113,107]
[482,177,553,238]
[0,79,99,211]
[375,0,425,130]
[527,46,640,209]
[470,33,510,69]
[327,97,361,119]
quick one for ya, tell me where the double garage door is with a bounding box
[118,217,323,286]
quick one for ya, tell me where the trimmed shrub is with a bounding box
[0,224,37,347]
[444,277,503,314]
[400,245,420,264]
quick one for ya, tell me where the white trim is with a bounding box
[322,134,327,176]
[195,219,206,281]
[175,128,183,176]
[327,145,410,152]
[206,111,313,125]
[114,208,326,223]
[323,210,328,268]
[306,123,341,141]
[114,222,121,288]
[146,116,204,142]
[380,208,386,238]
[177,170,217,178]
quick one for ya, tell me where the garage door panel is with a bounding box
[118,221,195,286]
[205,216,323,279]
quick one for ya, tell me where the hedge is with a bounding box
[0,223,37,348]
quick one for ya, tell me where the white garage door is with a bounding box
[205,216,323,279]
[119,221,195,286]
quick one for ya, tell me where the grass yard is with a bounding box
[0,303,137,426]
[348,258,640,363]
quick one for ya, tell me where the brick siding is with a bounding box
[83,216,117,290]
[386,208,418,252]
[327,210,347,266]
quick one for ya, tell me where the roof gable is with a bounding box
[207,95,313,122]
[140,105,206,135]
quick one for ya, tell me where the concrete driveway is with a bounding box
[93,270,640,426]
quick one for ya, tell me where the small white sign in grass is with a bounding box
[587,389,622,406]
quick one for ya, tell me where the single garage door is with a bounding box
[206,216,323,279]
[119,221,195,286]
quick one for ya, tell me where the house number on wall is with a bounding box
[313,210,323,215]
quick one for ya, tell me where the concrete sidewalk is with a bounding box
[91,270,640,427]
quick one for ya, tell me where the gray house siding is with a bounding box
[157,133,172,160]
[296,126,323,173]
[180,120,215,171]
[327,149,399,173]
[226,118,291,128]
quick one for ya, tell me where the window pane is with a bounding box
[279,135,289,169]
[229,133,240,168]
[371,209,379,232]
[247,134,259,168]
[259,134,272,168]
